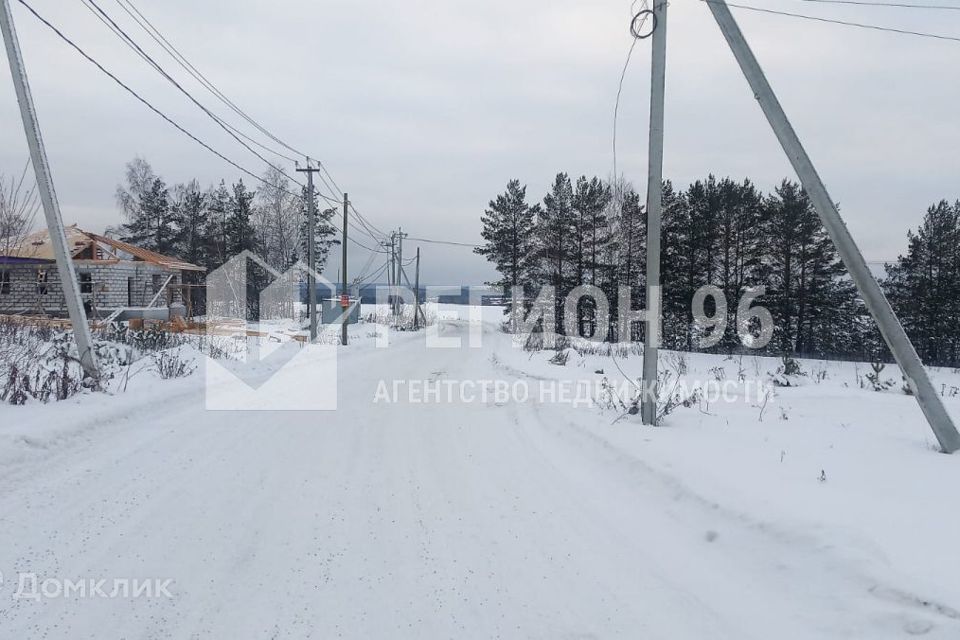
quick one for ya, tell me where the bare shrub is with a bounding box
[0,318,216,404]
[864,361,894,392]
[770,355,806,387]
[605,352,699,425]
[152,349,196,379]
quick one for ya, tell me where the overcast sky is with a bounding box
[1,0,958,285]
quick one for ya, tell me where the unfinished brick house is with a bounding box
[0,225,204,318]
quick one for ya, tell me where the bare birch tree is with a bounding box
[256,165,299,268]
[0,159,40,256]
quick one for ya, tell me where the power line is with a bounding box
[613,0,651,179]
[85,0,389,248]
[105,0,300,163]
[93,0,387,247]
[349,204,389,240]
[354,261,389,286]
[17,0,386,256]
[80,0,324,198]
[351,249,378,283]
[794,0,960,10]
[115,0,391,242]
[114,0,307,162]
[313,196,384,243]
[702,0,960,42]
[15,0,288,198]
[406,236,481,249]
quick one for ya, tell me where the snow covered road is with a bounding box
[1,314,959,638]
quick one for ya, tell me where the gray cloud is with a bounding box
[1,0,958,285]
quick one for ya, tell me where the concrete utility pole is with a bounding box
[296,162,320,342]
[341,192,349,346]
[640,0,668,426]
[0,0,99,378]
[706,0,960,453]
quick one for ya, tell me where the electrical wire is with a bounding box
[107,0,390,245]
[406,236,481,248]
[114,0,308,162]
[613,0,650,180]
[109,0,299,163]
[350,205,389,240]
[354,261,390,286]
[313,194,383,243]
[17,0,387,256]
[794,0,960,10]
[702,0,960,42]
[81,0,322,197]
[91,0,389,248]
[351,248,378,283]
[116,0,391,242]
[16,0,290,198]
[92,0,390,252]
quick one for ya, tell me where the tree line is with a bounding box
[476,173,960,368]
[113,157,339,279]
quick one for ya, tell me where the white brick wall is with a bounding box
[0,261,183,316]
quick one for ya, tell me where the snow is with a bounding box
[0,304,959,638]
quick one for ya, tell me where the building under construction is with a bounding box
[0,225,204,319]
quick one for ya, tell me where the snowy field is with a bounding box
[1,304,959,638]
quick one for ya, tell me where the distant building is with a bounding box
[0,225,204,318]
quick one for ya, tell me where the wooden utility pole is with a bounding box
[640,0,668,425]
[396,228,408,323]
[385,232,392,320]
[413,247,421,330]
[381,237,393,320]
[0,0,98,378]
[341,192,349,346]
[296,162,320,341]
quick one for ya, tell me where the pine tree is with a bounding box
[761,180,853,356]
[297,185,339,272]
[607,178,645,341]
[203,181,232,268]
[474,180,540,316]
[570,176,611,337]
[714,177,764,350]
[660,180,692,349]
[172,180,208,268]
[884,200,960,366]
[476,172,882,360]
[225,180,256,256]
[120,176,176,255]
[536,173,576,334]
[612,181,645,290]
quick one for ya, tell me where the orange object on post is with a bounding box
[340,294,349,308]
